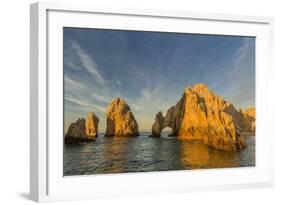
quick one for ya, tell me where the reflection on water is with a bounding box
[64,133,255,176]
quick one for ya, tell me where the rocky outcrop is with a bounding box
[151,84,252,151]
[85,112,99,139]
[65,118,88,144]
[105,98,139,137]
[151,112,164,137]
[244,108,255,132]
[65,112,99,144]
[245,108,255,118]
[224,106,255,133]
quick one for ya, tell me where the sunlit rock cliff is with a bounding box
[151,84,254,151]
[65,112,99,144]
[105,98,139,137]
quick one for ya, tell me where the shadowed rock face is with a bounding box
[85,112,99,139]
[151,84,253,151]
[105,98,139,137]
[65,118,88,144]
[224,106,255,133]
[65,112,99,144]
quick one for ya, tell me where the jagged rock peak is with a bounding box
[191,83,209,91]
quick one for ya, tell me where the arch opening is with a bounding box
[161,127,173,137]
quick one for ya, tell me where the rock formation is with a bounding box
[85,112,99,139]
[245,108,255,118]
[151,112,164,137]
[151,84,253,151]
[244,108,256,132]
[224,106,255,133]
[105,98,139,137]
[65,118,87,144]
[65,112,99,144]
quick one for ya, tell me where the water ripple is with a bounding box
[64,134,255,176]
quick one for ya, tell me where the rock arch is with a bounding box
[150,84,251,151]
[151,93,186,138]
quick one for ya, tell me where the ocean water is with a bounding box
[63,132,255,176]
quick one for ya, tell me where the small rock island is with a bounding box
[65,112,99,144]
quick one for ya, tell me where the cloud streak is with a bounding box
[65,96,107,112]
[227,38,254,79]
[70,40,105,85]
[64,76,85,93]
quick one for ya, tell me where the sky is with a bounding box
[63,27,255,133]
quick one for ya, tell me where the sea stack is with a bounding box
[85,112,99,139]
[65,112,99,144]
[65,118,87,144]
[151,83,252,151]
[105,98,139,137]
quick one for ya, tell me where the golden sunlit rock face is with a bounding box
[151,84,254,151]
[85,112,99,139]
[65,112,99,144]
[245,108,255,118]
[105,98,139,137]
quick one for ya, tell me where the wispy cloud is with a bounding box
[64,76,85,93]
[130,87,160,111]
[64,41,116,115]
[70,40,105,85]
[227,38,253,79]
[65,96,106,112]
[64,73,113,110]
[128,86,173,130]
[220,38,255,109]
[235,38,252,66]
[91,92,111,104]
[64,56,82,72]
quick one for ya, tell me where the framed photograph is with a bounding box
[30,2,274,202]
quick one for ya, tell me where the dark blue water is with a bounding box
[63,132,255,176]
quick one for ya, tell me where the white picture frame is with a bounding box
[30,1,274,202]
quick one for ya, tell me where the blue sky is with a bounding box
[63,28,255,132]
